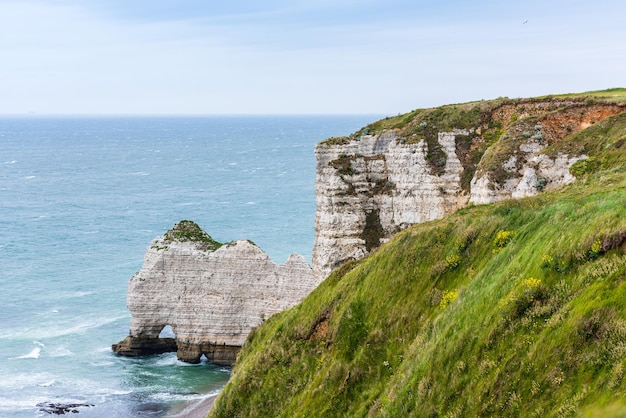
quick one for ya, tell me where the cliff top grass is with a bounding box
[210,91,626,418]
[163,220,222,251]
[550,87,626,102]
[318,88,625,146]
[350,88,626,138]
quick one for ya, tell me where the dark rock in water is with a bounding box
[37,402,94,415]
[112,335,239,365]
[112,336,177,357]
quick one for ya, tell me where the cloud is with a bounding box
[0,0,624,114]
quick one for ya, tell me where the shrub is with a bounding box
[440,290,459,309]
[588,239,604,260]
[535,177,547,191]
[510,278,549,319]
[493,230,515,254]
[569,157,599,177]
[540,254,554,269]
[446,254,461,270]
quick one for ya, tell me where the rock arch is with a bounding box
[113,221,317,365]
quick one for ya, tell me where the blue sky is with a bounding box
[1,0,624,115]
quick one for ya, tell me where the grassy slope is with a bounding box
[210,94,626,418]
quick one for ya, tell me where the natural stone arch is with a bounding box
[113,221,317,366]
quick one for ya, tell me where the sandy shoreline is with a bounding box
[166,393,218,418]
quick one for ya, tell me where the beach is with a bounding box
[167,393,218,418]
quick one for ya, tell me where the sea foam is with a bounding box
[11,342,45,360]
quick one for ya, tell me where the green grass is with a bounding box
[551,87,626,103]
[208,91,626,418]
[162,220,222,251]
[210,180,626,417]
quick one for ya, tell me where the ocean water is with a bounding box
[0,115,375,417]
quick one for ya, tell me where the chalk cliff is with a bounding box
[113,221,316,365]
[312,98,625,280]
[312,130,468,280]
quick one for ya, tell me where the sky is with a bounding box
[0,0,624,115]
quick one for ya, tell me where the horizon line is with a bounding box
[0,112,389,118]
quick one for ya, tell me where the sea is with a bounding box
[0,115,377,417]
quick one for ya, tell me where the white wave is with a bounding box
[246,201,256,205]
[25,175,36,179]
[0,396,47,412]
[10,341,45,359]
[0,315,126,340]
[90,360,114,367]
[3,160,17,164]
[58,290,94,299]
[128,171,150,176]
[37,380,56,387]
[0,372,56,389]
[12,347,41,359]
[46,316,126,338]
[99,388,132,396]
[152,353,201,368]
[150,391,213,402]
[49,346,74,357]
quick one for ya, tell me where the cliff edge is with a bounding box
[112,221,316,365]
[312,91,626,280]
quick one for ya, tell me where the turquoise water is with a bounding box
[0,116,375,417]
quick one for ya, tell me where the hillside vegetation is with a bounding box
[210,90,626,417]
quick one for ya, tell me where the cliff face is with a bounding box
[312,130,468,280]
[113,221,315,365]
[312,98,625,280]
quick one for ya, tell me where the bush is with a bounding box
[440,290,459,309]
[493,230,515,254]
[570,157,599,177]
[446,254,461,270]
[503,278,550,319]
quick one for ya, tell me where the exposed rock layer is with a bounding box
[113,221,316,365]
[313,131,468,280]
[312,99,625,281]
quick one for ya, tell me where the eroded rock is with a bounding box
[113,221,316,365]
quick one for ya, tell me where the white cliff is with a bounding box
[312,130,469,281]
[113,221,315,365]
[312,100,625,281]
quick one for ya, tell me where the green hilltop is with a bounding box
[210,90,626,417]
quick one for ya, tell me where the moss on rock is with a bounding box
[163,220,222,252]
